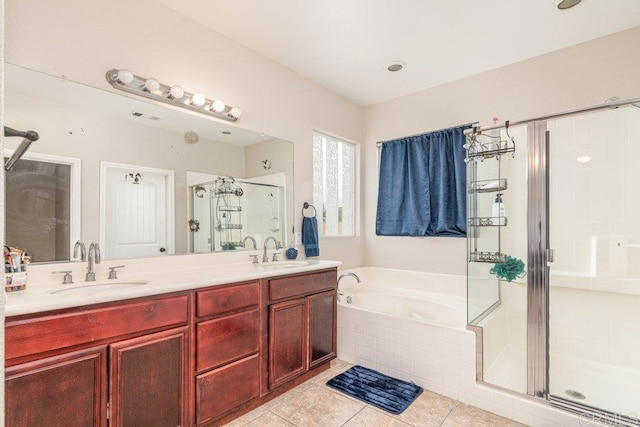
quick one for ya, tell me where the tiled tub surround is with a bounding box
[337,267,603,426]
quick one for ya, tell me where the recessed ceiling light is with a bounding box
[556,0,583,10]
[385,61,406,72]
[576,156,592,163]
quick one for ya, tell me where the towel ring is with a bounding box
[302,202,317,217]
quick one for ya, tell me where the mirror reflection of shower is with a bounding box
[188,172,287,253]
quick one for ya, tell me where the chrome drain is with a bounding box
[565,389,586,400]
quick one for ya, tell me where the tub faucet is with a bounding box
[73,241,86,261]
[241,236,257,250]
[337,272,361,302]
[262,236,281,263]
[338,272,361,287]
[86,242,101,282]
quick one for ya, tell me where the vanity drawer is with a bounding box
[196,308,259,372]
[196,281,260,318]
[6,295,188,361]
[196,353,260,425]
[268,270,337,301]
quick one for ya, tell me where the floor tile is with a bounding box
[271,383,365,427]
[392,390,457,427]
[330,358,354,371]
[343,407,412,427]
[224,405,269,427]
[309,362,353,385]
[262,380,314,411]
[244,411,294,426]
[442,402,525,427]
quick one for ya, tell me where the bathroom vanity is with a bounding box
[4,262,338,427]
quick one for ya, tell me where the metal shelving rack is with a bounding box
[465,128,515,264]
[214,177,244,250]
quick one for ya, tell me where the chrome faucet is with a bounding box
[241,236,257,250]
[262,236,281,263]
[337,272,361,302]
[86,242,101,281]
[338,272,361,286]
[73,241,86,261]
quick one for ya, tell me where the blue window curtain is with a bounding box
[375,125,469,237]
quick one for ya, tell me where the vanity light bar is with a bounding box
[105,69,241,123]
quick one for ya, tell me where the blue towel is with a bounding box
[302,216,319,257]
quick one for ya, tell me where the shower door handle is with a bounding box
[546,248,555,264]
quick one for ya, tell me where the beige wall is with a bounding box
[5,0,366,268]
[364,26,640,275]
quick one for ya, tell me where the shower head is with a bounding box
[4,126,40,171]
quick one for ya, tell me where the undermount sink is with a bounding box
[48,280,149,295]
[259,261,309,270]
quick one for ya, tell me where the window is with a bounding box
[312,131,356,237]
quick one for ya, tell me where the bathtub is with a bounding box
[337,267,467,329]
[336,267,474,392]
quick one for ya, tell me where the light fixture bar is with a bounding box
[105,69,241,122]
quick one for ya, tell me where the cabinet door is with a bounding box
[308,290,337,368]
[269,298,308,388]
[109,327,188,427]
[6,346,107,427]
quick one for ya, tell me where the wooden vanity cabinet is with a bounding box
[109,327,188,427]
[5,268,337,426]
[5,294,189,427]
[194,281,261,426]
[6,346,108,427]
[266,269,337,390]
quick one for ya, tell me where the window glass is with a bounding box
[312,132,356,237]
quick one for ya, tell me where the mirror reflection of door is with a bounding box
[100,162,175,259]
[4,153,80,263]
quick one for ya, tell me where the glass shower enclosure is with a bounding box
[466,99,640,425]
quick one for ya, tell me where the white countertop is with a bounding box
[6,257,341,317]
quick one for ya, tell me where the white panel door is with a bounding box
[101,163,174,259]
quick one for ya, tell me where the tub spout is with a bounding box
[338,272,361,287]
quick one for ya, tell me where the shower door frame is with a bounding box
[466,95,640,426]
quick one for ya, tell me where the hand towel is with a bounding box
[302,216,319,257]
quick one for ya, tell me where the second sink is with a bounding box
[259,261,309,270]
[48,280,149,295]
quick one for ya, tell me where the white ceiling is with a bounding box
[156,0,640,106]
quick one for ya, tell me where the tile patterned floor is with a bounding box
[226,359,525,427]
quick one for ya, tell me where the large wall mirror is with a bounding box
[4,64,294,263]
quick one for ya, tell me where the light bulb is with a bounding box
[169,85,184,99]
[116,69,134,85]
[144,78,160,92]
[576,156,592,163]
[191,93,206,106]
[229,107,242,119]
[212,100,226,113]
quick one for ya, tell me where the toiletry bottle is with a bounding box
[221,213,228,227]
[492,193,505,226]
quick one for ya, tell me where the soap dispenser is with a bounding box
[492,193,505,226]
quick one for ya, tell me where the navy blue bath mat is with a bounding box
[326,365,423,414]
